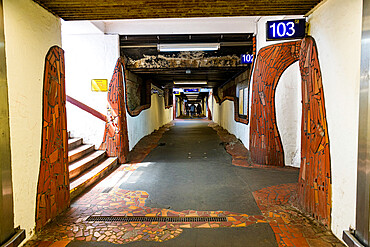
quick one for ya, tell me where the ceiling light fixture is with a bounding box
[173,81,207,85]
[158,43,220,52]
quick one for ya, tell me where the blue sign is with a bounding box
[266,19,306,41]
[184,88,199,93]
[241,54,253,64]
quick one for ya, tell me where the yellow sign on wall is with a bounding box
[91,79,108,92]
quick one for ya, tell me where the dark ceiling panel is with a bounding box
[120,34,252,89]
[120,34,253,59]
[133,67,247,88]
[32,0,321,20]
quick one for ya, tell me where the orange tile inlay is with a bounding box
[26,122,341,247]
[36,46,69,231]
[298,37,331,226]
[249,36,331,226]
[250,40,301,167]
[100,57,129,163]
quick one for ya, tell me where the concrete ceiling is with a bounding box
[33,0,321,21]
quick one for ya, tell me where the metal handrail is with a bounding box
[66,95,107,122]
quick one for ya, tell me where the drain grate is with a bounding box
[86,216,227,222]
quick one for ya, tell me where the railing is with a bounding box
[66,95,107,122]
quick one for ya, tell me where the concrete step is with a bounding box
[70,157,118,200]
[68,144,95,163]
[68,137,83,150]
[69,150,106,180]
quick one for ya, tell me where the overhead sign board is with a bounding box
[91,79,108,92]
[266,19,306,41]
[184,88,199,93]
[241,54,253,64]
[173,90,181,95]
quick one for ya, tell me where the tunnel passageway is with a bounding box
[118,119,298,246]
[120,119,298,214]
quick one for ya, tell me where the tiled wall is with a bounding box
[36,46,69,231]
[100,57,130,164]
[250,41,301,166]
[125,69,152,115]
[298,37,331,226]
[99,57,173,163]
[164,88,173,109]
[249,37,331,225]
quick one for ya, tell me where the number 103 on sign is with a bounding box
[266,19,306,41]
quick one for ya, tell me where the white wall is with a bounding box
[127,89,173,150]
[275,62,302,167]
[102,17,258,35]
[62,22,173,150]
[307,0,362,239]
[211,97,250,148]
[62,22,119,147]
[3,0,61,242]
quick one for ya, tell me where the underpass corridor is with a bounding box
[1,1,367,247]
[25,120,343,247]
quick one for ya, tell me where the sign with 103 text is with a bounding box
[266,19,306,41]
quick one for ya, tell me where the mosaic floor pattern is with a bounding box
[25,121,343,247]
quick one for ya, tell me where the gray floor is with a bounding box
[67,120,299,246]
[119,120,298,215]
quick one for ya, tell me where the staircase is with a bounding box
[68,132,118,200]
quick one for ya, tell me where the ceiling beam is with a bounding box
[32,0,321,21]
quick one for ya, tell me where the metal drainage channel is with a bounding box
[86,216,227,222]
